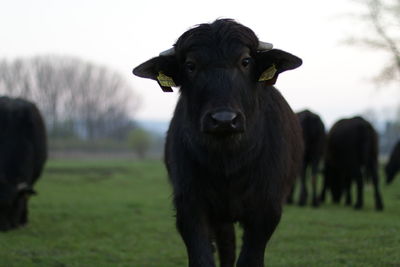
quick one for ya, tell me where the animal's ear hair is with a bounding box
[255,49,302,85]
[132,55,179,92]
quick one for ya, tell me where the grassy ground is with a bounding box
[0,159,399,267]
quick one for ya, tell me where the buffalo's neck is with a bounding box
[182,128,265,177]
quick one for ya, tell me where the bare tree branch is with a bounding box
[368,0,400,73]
[347,0,400,84]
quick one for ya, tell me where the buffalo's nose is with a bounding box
[211,111,237,124]
[202,110,245,135]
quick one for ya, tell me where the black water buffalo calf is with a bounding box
[288,110,325,207]
[0,96,47,231]
[321,116,383,211]
[386,140,400,184]
[133,19,303,267]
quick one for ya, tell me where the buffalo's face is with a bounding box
[385,163,396,185]
[179,47,256,137]
[133,19,302,140]
[0,179,33,231]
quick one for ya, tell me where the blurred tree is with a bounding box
[0,55,140,140]
[128,128,152,159]
[348,0,400,85]
[0,59,32,97]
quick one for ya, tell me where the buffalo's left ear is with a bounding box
[133,55,179,92]
[255,49,302,85]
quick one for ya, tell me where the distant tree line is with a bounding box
[0,55,140,141]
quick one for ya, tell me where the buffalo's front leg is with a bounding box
[298,162,308,206]
[237,205,282,267]
[370,163,384,211]
[319,174,328,203]
[311,159,320,207]
[214,222,236,267]
[353,168,364,210]
[175,196,215,267]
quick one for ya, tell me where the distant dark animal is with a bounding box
[133,19,303,267]
[287,110,325,207]
[320,116,383,211]
[0,96,47,231]
[385,140,400,184]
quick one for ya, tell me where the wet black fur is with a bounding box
[320,116,383,211]
[133,19,303,267]
[0,96,47,231]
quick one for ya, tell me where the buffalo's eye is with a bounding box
[185,61,196,73]
[241,58,251,68]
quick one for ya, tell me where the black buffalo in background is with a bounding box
[133,19,303,267]
[320,116,383,211]
[385,140,400,184]
[288,109,325,207]
[0,96,47,231]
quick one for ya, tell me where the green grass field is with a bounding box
[0,159,399,267]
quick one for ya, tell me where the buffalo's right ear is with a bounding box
[133,55,179,92]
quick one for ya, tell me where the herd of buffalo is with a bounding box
[1,18,399,267]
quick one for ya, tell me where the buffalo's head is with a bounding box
[385,162,397,185]
[133,19,302,139]
[0,177,35,231]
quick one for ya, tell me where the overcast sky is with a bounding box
[1,0,398,127]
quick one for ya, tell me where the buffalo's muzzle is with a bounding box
[202,110,245,135]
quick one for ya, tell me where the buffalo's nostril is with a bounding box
[231,116,238,127]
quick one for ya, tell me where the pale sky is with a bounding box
[1,0,398,128]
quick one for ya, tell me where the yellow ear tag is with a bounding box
[157,72,176,87]
[258,64,277,82]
